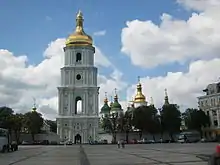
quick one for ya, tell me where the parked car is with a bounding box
[21,141,32,145]
[66,141,73,145]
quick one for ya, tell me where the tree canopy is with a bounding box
[182,108,210,136]
[24,111,44,141]
[160,104,181,139]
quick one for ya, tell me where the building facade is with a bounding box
[56,11,99,143]
[198,82,220,137]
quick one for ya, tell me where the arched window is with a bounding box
[76,53,82,62]
[75,96,82,114]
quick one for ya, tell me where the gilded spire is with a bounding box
[65,10,93,46]
[134,76,146,103]
[109,96,113,107]
[150,97,154,105]
[114,88,118,100]
[32,97,37,112]
[164,88,169,105]
[104,92,108,104]
[75,10,84,34]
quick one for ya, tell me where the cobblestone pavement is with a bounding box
[0,143,217,165]
[84,143,217,165]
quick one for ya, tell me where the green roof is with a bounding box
[100,103,110,114]
[111,101,121,109]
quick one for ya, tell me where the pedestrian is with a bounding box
[117,140,120,148]
[208,144,220,165]
[121,140,125,148]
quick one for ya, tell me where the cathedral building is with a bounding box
[56,11,99,143]
[100,90,123,116]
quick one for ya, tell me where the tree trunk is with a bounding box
[15,130,20,144]
[111,130,117,144]
[198,128,203,138]
[8,129,12,143]
[125,130,129,143]
[169,132,174,141]
[31,133,35,142]
[139,131,142,140]
[152,134,155,141]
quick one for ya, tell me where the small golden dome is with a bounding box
[134,77,146,103]
[65,10,93,46]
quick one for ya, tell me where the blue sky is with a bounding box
[0,0,192,86]
[1,0,219,116]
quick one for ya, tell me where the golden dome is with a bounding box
[65,10,93,47]
[134,77,146,103]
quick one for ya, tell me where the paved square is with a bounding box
[0,143,217,165]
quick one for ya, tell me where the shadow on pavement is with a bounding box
[79,145,91,165]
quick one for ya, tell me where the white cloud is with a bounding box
[121,3,220,68]
[93,30,106,36]
[2,0,220,120]
[177,0,220,11]
[122,1,220,111]
[127,58,220,111]
[43,38,112,68]
[0,39,127,120]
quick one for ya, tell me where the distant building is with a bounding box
[198,82,220,138]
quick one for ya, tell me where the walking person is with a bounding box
[121,140,125,148]
[117,140,120,148]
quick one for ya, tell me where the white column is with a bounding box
[70,51,72,65]
[60,128,63,140]
[93,128,96,140]
[60,92,64,115]
[83,93,86,115]
[64,50,67,65]
[69,92,72,115]
[93,93,96,114]
[96,90,99,115]
[217,108,220,128]
[58,90,61,115]
[69,129,72,141]
[68,93,71,115]
[84,130,87,143]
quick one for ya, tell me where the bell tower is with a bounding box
[56,11,100,143]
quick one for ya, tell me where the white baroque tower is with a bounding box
[56,11,99,144]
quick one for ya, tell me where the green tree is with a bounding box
[46,120,57,133]
[161,104,181,140]
[0,106,14,129]
[24,111,43,141]
[0,106,15,139]
[133,105,159,139]
[10,113,24,144]
[101,116,112,133]
[117,111,133,143]
[147,105,161,140]
[101,113,120,143]
[183,108,210,137]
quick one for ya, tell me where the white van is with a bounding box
[178,131,201,143]
[0,128,9,152]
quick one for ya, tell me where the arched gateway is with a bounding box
[74,134,82,144]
